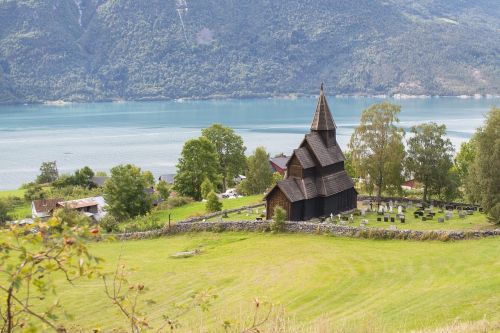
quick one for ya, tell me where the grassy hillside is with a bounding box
[0,0,499,104]
[22,233,499,332]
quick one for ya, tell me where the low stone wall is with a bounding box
[113,220,500,241]
[178,203,265,223]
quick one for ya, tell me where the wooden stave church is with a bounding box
[265,85,357,221]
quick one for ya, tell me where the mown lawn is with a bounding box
[30,233,500,332]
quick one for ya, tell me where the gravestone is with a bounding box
[384,215,389,222]
[377,217,382,222]
[422,216,427,221]
[400,216,406,223]
[438,217,444,223]
[398,205,403,215]
[390,217,395,223]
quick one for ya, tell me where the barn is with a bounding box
[265,85,357,220]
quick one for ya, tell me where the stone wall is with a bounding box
[113,220,500,241]
[178,203,265,224]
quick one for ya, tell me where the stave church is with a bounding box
[265,85,357,221]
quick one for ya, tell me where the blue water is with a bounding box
[0,97,498,190]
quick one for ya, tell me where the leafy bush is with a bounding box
[166,196,194,208]
[118,214,164,233]
[100,215,120,233]
[270,206,286,232]
[206,192,222,213]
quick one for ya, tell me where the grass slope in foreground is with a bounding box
[50,233,500,332]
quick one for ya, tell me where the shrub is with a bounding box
[167,196,194,208]
[270,206,286,232]
[206,191,222,213]
[100,215,119,233]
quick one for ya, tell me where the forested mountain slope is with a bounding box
[0,0,499,104]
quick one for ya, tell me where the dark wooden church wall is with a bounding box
[266,188,291,220]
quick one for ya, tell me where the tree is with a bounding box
[0,200,11,224]
[206,191,222,213]
[104,164,153,221]
[455,139,476,186]
[0,215,101,332]
[53,166,95,189]
[142,170,155,188]
[465,107,500,223]
[271,172,283,187]
[201,124,247,191]
[155,180,170,200]
[343,150,356,178]
[348,102,405,203]
[406,123,454,202]
[73,166,95,188]
[241,147,273,195]
[200,177,215,200]
[36,161,59,184]
[174,137,220,201]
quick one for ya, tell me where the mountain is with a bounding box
[0,0,499,104]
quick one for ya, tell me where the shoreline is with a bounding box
[2,93,500,107]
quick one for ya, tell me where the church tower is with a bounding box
[310,84,337,147]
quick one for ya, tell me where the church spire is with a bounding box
[310,83,336,131]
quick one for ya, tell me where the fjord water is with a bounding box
[0,97,498,190]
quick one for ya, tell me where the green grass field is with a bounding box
[26,233,499,332]
[149,194,264,223]
[0,188,25,199]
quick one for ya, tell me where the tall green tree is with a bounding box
[465,107,500,223]
[174,137,220,201]
[241,147,273,195]
[36,161,59,184]
[348,102,405,203]
[455,138,476,187]
[200,177,215,200]
[201,124,247,191]
[343,150,356,178]
[103,164,153,221]
[406,123,454,202]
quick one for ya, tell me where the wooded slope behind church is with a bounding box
[265,85,357,220]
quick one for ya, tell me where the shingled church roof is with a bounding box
[310,83,336,131]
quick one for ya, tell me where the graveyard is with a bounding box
[208,200,493,231]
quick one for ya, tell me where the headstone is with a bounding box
[438,217,444,223]
[422,216,427,221]
[390,217,395,223]
[349,214,354,222]
[400,216,405,223]
[398,205,403,215]
[361,209,366,216]
[389,205,394,213]
[384,215,389,222]
[377,217,382,222]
